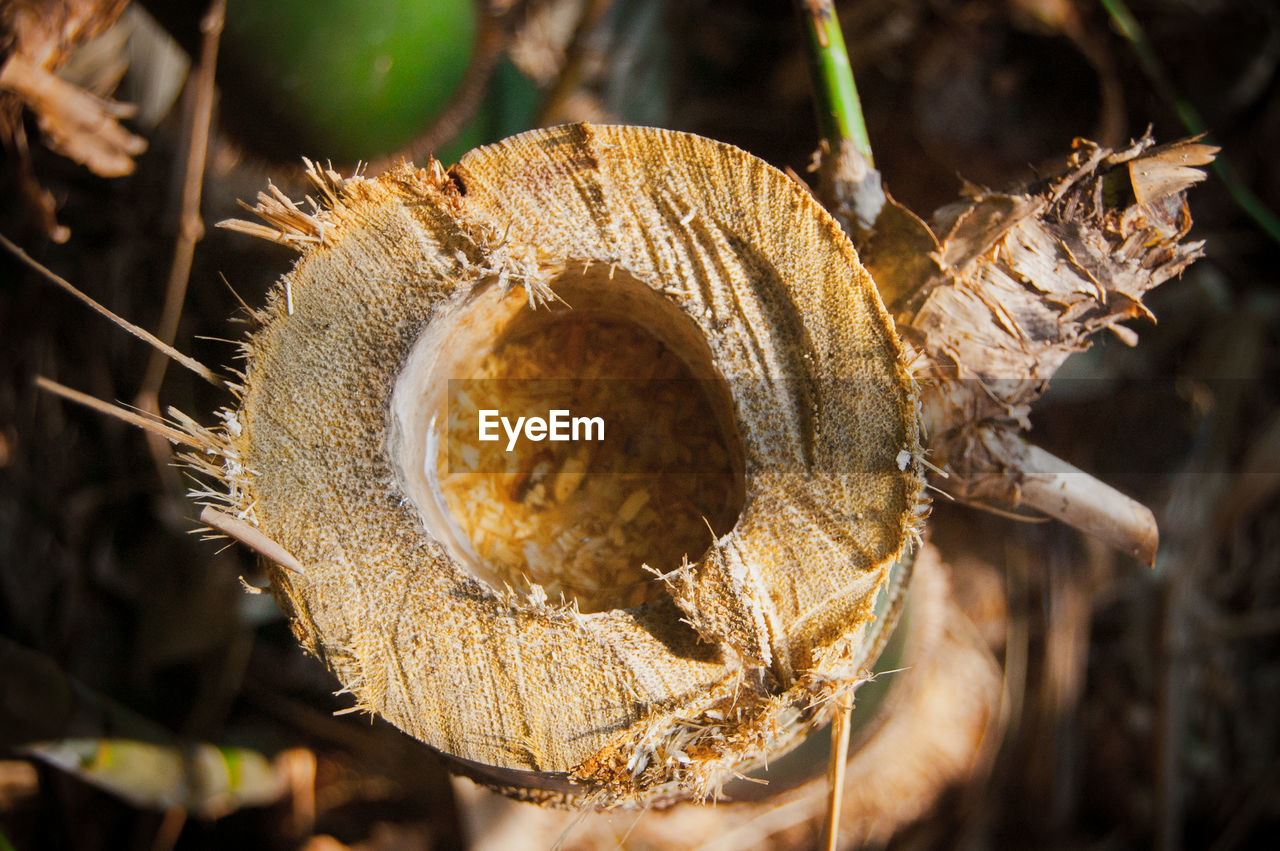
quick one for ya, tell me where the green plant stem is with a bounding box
[798,0,873,166]
[1100,0,1280,244]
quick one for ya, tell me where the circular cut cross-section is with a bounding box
[227,124,923,806]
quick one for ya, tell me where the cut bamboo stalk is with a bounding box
[207,124,925,806]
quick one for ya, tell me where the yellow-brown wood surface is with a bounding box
[223,124,922,804]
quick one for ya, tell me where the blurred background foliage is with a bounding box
[1,0,1278,848]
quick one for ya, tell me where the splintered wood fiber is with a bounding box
[225,124,922,801]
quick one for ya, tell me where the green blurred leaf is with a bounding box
[21,739,285,819]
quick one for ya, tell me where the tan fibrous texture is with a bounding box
[861,136,1216,563]
[453,543,1004,848]
[899,137,1213,430]
[214,124,922,806]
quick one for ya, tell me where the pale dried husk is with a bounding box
[216,124,923,806]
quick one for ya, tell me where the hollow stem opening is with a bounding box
[392,264,746,613]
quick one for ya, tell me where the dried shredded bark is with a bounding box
[0,0,143,171]
[0,51,145,177]
[860,136,1217,564]
[0,0,143,240]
